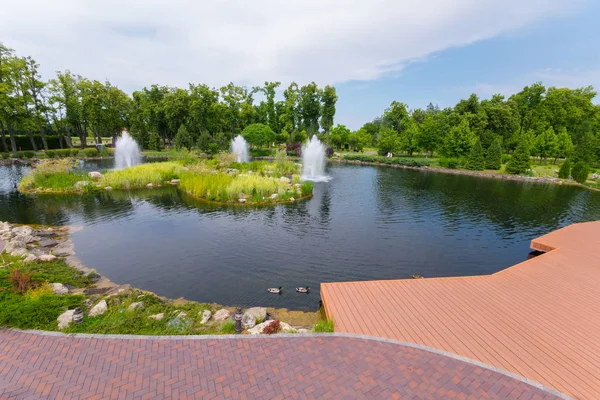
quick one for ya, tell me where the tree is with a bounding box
[571,161,589,184]
[484,137,502,170]
[173,124,193,150]
[466,138,485,170]
[382,101,409,134]
[572,132,597,164]
[320,85,337,145]
[354,128,372,152]
[220,82,245,139]
[377,128,399,156]
[398,118,419,156]
[441,118,476,158]
[241,123,275,148]
[148,133,162,151]
[188,84,219,134]
[298,82,321,135]
[533,127,557,163]
[414,113,439,156]
[280,82,299,142]
[554,127,574,164]
[330,124,351,149]
[558,159,571,179]
[505,137,531,175]
[260,81,280,133]
[22,56,49,150]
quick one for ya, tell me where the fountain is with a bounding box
[231,135,249,163]
[301,136,331,182]
[114,130,142,170]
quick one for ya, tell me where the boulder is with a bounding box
[0,221,11,233]
[238,198,247,203]
[242,314,256,329]
[23,254,38,263]
[270,193,278,200]
[57,309,76,330]
[1,231,14,241]
[146,183,154,188]
[89,300,108,317]
[279,177,290,184]
[10,248,29,257]
[128,302,144,311]
[35,228,57,238]
[14,234,37,244]
[248,321,294,335]
[297,328,312,334]
[39,239,59,248]
[244,307,267,322]
[50,283,69,295]
[213,309,231,321]
[88,171,103,180]
[290,197,295,202]
[5,239,26,255]
[38,254,57,262]
[294,183,301,188]
[200,310,212,324]
[177,311,188,318]
[149,313,164,321]
[12,225,33,236]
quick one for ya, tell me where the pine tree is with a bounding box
[558,159,571,179]
[148,133,162,151]
[506,137,531,175]
[466,138,485,170]
[571,162,589,184]
[484,138,502,170]
[173,125,194,150]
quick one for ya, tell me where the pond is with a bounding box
[1,161,599,310]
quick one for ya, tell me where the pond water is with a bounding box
[1,161,599,310]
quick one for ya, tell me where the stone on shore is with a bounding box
[149,313,164,321]
[248,321,293,335]
[89,300,108,317]
[23,254,38,263]
[200,310,212,324]
[38,254,57,262]
[88,171,103,180]
[244,307,267,322]
[1,231,13,241]
[5,239,26,255]
[74,181,90,190]
[39,239,59,248]
[242,314,256,329]
[128,302,144,311]
[50,283,69,295]
[213,309,231,321]
[57,309,76,330]
[12,225,34,236]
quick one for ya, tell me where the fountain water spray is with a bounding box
[231,135,249,163]
[115,130,142,170]
[301,136,331,182]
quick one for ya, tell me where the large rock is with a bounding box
[128,302,144,311]
[12,225,33,236]
[89,300,108,317]
[1,231,14,241]
[51,283,69,295]
[248,321,294,335]
[105,284,131,297]
[0,221,11,233]
[200,310,212,324]
[5,239,26,255]
[39,239,59,248]
[244,307,267,322]
[57,309,76,330]
[242,314,256,329]
[14,234,38,244]
[23,254,38,263]
[213,309,231,321]
[88,171,103,180]
[38,254,57,262]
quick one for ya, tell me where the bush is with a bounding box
[70,148,80,157]
[485,139,502,170]
[313,319,334,333]
[286,143,302,157]
[173,125,194,151]
[466,139,485,171]
[46,150,56,158]
[242,123,276,147]
[248,149,274,157]
[14,152,25,159]
[83,148,99,157]
[1,152,9,159]
[300,181,313,197]
[439,158,459,169]
[215,132,230,150]
[22,150,35,159]
[207,142,220,155]
[9,270,36,294]
[275,133,287,144]
[147,133,162,151]
[501,154,512,164]
[558,159,571,179]
[571,162,589,184]
[326,147,334,157]
[343,154,429,167]
[506,140,531,175]
[262,320,281,335]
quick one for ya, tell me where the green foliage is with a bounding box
[293,130,307,144]
[506,138,532,175]
[1,153,9,159]
[220,320,236,334]
[197,132,213,153]
[242,123,276,147]
[558,159,571,179]
[22,150,35,159]
[377,128,399,156]
[572,132,597,164]
[275,133,287,144]
[173,125,194,151]
[274,149,295,175]
[207,143,220,155]
[466,139,485,170]
[571,162,589,184]
[102,162,185,189]
[484,138,502,170]
[19,159,89,192]
[313,319,334,333]
[0,291,84,330]
[439,158,459,169]
[441,118,476,158]
[344,154,429,167]
[46,150,57,158]
[533,127,557,161]
[83,148,99,157]
[501,154,512,164]
[214,132,230,150]
[300,181,313,197]
[555,128,574,161]
[148,133,162,151]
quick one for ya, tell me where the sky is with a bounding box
[2,0,599,129]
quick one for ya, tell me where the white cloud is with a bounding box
[1,0,580,91]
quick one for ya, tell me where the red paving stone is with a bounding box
[0,330,562,399]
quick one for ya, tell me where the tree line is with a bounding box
[0,43,338,153]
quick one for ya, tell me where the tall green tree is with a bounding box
[554,127,574,164]
[377,128,399,156]
[220,82,245,139]
[466,138,485,170]
[299,82,321,135]
[414,113,439,156]
[506,136,532,175]
[280,82,299,142]
[441,118,476,158]
[533,127,557,163]
[320,85,338,145]
[484,137,502,170]
[261,81,280,133]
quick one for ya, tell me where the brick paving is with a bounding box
[0,330,562,399]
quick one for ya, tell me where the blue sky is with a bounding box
[336,2,600,128]
[2,0,598,130]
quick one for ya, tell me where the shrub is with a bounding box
[293,131,307,144]
[1,153,9,159]
[98,146,112,157]
[558,159,571,179]
[242,123,276,147]
[147,133,162,151]
[13,152,24,159]
[215,132,230,150]
[466,139,485,171]
[174,125,194,151]
[439,158,459,169]
[506,140,531,175]
[70,148,80,157]
[207,142,220,155]
[485,138,502,170]
[262,320,281,335]
[501,154,512,164]
[46,150,56,158]
[197,132,213,153]
[9,270,36,294]
[300,181,313,197]
[83,148,99,157]
[313,319,334,333]
[326,147,334,157]
[275,150,295,175]
[571,162,589,184]
[19,159,88,192]
[275,133,287,144]
[286,143,302,157]
[249,149,274,157]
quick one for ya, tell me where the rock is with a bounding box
[104,187,112,190]
[1,231,14,240]
[38,254,57,262]
[297,328,312,334]
[149,313,164,321]
[146,183,154,188]
[213,309,231,321]
[238,198,247,203]
[177,311,188,318]
[23,254,38,263]
[50,283,69,295]
[105,284,131,297]
[39,239,59,248]
[244,307,267,322]
[270,193,278,200]
[88,171,103,180]
[84,299,93,307]
[52,246,74,257]
[200,310,212,324]
[5,239,26,255]
[290,197,295,202]
[14,234,37,244]
[248,321,294,335]
[128,302,144,311]
[73,181,90,190]
[279,177,290,184]
[12,225,33,236]
[89,300,108,317]
[35,228,57,238]
[242,314,256,329]
[170,179,180,184]
[0,221,11,233]
[57,309,76,330]
[11,248,29,257]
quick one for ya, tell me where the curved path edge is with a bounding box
[14,328,571,399]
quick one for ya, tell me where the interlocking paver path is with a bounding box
[0,330,561,399]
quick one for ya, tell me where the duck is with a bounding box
[267,287,282,294]
[296,287,310,293]
[412,273,424,279]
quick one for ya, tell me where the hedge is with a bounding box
[344,154,430,167]
[1,135,63,152]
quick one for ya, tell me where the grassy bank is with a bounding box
[18,152,313,205]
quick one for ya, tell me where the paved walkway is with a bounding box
[321,221,600,399]
[0,330,561,400]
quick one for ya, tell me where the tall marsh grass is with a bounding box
[19,159,88,192]
[102,162,186,189]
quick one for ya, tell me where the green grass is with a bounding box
[313,319,334,332]
[101,162,186,189]
[220,320,236,334]
[19,159,91,192]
